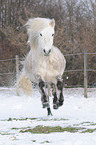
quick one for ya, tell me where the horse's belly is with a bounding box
[44,72,58,82]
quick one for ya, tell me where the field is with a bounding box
[0,87,96,145]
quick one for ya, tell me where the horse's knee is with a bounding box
[39,80,46,97]
[57,80,63,91]
[59,92,64,105]
[53,92,57,103]
[39,80,45,89]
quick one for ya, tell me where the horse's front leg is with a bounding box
[39,80,49,108]
[57,79,64,107]
[52,79,64,109]
[52,84,59,109]
[38,80,52,116]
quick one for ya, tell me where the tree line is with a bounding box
[0,0,96,86]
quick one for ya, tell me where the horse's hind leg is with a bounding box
[39,80,49,108]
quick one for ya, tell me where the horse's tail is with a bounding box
[16,70,32,96]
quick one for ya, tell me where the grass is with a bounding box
[1,118,96,136]
[1,133,13,135]
[0,117,38,122]
[19,125,86,134]
[81,128,96,133]
[0,125,96,136]
[38,118,69,121]
[41,140,50,144]
[0,117,69,122]
[32,140,50,144]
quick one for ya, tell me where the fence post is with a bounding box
[16,55,19,81]
[84,49,88,98]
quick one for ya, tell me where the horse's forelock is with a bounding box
[28,32,39,49]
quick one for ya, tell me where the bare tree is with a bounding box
[0,0,96,86]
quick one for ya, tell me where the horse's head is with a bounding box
[25,18,55,56]
[38,19,55,56]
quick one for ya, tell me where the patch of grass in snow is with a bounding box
[89,123,96,126]
[0,117,69,122]
[32,140,36,142]
[0,132,15,135]
[19,125,85,134]
[81,128,96,133]
[40,140,50,144]
[12,126,31,130]
[37,118,69,122]
[32,140,50,144]
[0,117,37,121]
[8,118,12,121]
[8,117,32,121]
[10,117,37,121]
[1,133,12,135]
[73,122,96,127]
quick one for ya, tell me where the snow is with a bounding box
[0,87,96,145]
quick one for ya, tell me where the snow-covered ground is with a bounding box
[0,87,96,145]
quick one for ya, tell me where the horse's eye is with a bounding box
[52,34,54,37]
[40,33,42,36]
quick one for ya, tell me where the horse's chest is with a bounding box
[35,58,58,82]
[38,59,54,72]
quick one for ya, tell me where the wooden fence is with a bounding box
[0,50,96,98]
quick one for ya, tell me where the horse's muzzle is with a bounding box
[43,49,51,56]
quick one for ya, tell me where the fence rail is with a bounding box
[0,57,24,62]
[0,69,96,76]
[0,72,15,75]
[0,52,96,61]
[0,52,96,75]
[0,51,96,98]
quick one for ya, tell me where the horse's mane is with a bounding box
[25,17,55,49]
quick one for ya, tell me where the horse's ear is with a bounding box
[50,19,55,27]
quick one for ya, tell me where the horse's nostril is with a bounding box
[43,49,46,53]
[49,49,51,53]
[43,49,51,56]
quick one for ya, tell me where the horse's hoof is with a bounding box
[47,108,53,116]
[53,104,58,109]
[59,101,63,106]
[59,100,64,107]
[48,112,53,116]
[42,102,49,108]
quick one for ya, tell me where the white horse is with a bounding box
[18,17,66,115]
